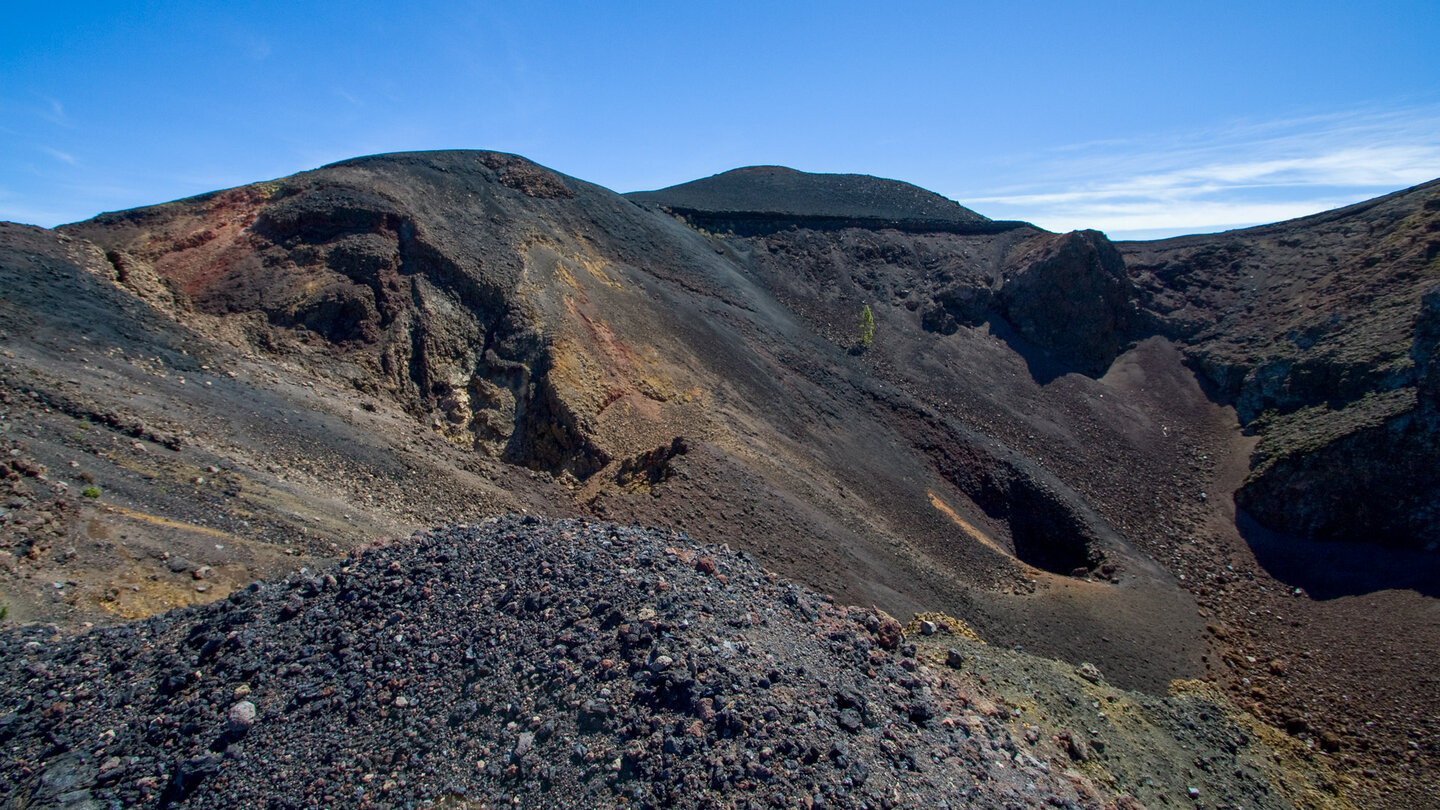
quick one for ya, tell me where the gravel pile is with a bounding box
[0,516,1282,809]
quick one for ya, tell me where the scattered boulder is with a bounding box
[227,700,256,734]
[874,612,904,651]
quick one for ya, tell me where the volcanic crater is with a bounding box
[1,151,1437,808]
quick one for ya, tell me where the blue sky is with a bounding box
[2,1,1438,239]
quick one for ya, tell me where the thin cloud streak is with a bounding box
[38,97,71,127]
[962,105,1440,238]
[40,147,78,166]
[1037,200,1359,235]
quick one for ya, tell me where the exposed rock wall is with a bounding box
[63,154,620,480]
[1122,181,1440,550]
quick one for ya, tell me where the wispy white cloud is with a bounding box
[39,97,71,127]
[960,104,1440,239]
[236,33,271,61]
[40,146,78,166]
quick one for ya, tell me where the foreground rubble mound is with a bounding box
[0,517,1341,809]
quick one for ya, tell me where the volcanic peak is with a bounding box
[628,165,995,230]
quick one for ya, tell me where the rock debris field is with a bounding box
[0,517,1331,809]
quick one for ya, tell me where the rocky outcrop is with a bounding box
[1236,288,1440,550]
[1237,396,1440,550]
[614,437,689,492]
[997,230,1139,375]
[62,153,620,480]
[919,282,993,334]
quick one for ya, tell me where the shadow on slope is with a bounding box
[1237,510,1440,599]
[982,315,1075,386]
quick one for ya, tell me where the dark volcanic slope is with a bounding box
[44,150,1206,698]
[628,166,1008,234]
[0,516,1333,810]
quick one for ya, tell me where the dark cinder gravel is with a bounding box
[0,515,1114,809]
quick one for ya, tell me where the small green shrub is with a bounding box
[859,304,875,348]
[81,485,101,499]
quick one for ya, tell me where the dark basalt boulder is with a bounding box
[997,230,1139,376]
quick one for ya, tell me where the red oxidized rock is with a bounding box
[875,614,903,651]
